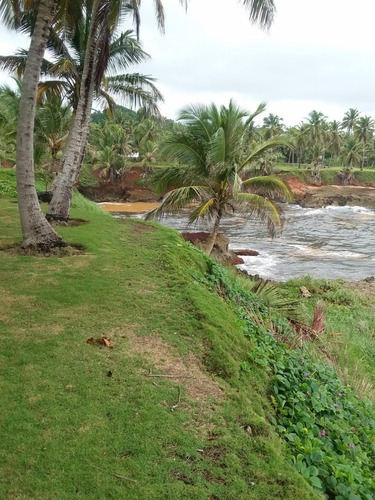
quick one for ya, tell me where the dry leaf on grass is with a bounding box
[86,337,114,348]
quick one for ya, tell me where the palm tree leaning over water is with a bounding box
[146,101,292,255]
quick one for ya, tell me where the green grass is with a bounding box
[281,277,375,401]
[0,185,321,498]
[276,164,375,185]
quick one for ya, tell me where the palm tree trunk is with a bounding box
[46,0,100,221]
[16,0,64,249]
[206,210,222,256]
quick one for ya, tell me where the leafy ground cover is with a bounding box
[0,173,320,499]
[201,264,375,499]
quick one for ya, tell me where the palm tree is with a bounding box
[262,113,284,139]
[11,0,64,249]
[341,136,362,170]
[342,108,360,135]
[327,120,342,164]
[88,119,132,181]
[306,110,328,159]
[46,2,165,221]
[35,96,72,188]
[146,101,292,255]
[354,116,374,170]
[288,123,309,167]
[0,80,21,166]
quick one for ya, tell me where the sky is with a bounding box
[1,0,375,126]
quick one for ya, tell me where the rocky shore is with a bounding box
[285,178,375,208]
[79,169,375,209]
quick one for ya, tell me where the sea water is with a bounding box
[113,204,375,281]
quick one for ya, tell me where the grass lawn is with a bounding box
[0,182,320,499]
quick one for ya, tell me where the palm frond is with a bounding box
[239,137,290,171]
[149,164,201,195]
[242,175,293,202]
[235,192,282,237]
[245,101,267,125]
[209,127,226,164]
[242,0,276,31]
[0,0,22,29]
[188,197,217,223]
[161,132,207,175]
[104,73,163,115]
[145,185,206,220]
[106,30,149,75]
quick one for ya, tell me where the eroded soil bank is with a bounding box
[285,178,375,208]
[81,167,375,209]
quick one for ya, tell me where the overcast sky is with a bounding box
[1,0,375,126]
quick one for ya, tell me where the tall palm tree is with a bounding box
[354,115,374,170]
[341,136,362,170]
[327,120,342,165]
[306,110,327,150]
[11,0,64,248]
[146,101,292,255]
[341,108,360,135]
[262,113,284,139]
[46,2,164,221]
[35,95,71,187]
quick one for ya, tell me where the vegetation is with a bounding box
[2,171,375,498]
[0,176,321,500]
[146,101,292,255]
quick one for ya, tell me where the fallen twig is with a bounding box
[171,386,182,412]
[147,370,193,379]
[87,462,137,483]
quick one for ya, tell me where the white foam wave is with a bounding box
[293,205,375,218]
[291,244,365,259]
[236,252,278,279]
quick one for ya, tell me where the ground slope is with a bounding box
[0,192,320,499]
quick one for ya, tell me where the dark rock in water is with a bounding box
[364,276,375,283]
[234,249,259,256]
[231,256,245,265]
[37,191,53,203]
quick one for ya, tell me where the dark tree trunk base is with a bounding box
[1,242,86,257]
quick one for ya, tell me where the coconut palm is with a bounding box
[146,101,292,255]
[354,116,375,170]
[262,113,284,139]
[35,95,72,188]
[0,3,163,221]
[341,108,360,135]
[341,136,362,170]
[327,120,342,164]
[9,0,65,248]
[306,110,328,155]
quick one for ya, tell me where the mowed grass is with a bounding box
[0,189,321,499]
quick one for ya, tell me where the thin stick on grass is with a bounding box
[87,462,137,483]
[147,370,193,379]
[171,386,182,412]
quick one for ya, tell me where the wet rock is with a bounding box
[231,256,245,265]
[233,249,259,256]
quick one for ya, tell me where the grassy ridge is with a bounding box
[0,182,320,498]
[276,165,375,186]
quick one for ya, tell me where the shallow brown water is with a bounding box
[98,202,159,213]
